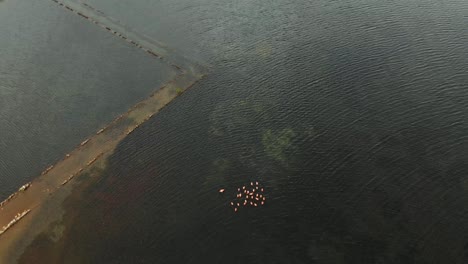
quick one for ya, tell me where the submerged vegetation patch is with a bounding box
[262,128,296,164]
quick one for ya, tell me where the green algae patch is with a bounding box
[262,128,296,164]
[209,99,274,138]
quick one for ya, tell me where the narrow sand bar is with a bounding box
[0,70,205,262]
[0,0,206,261]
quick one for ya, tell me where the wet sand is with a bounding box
[0,70,205,263]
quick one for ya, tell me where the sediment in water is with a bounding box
[0,1,207,261]
[0,69,205,263]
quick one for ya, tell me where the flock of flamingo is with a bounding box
[219,181,266,212]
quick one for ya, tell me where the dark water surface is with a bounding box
[13,0,468,263]
[0,0,176,200]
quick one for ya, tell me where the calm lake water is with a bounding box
[0,0,176,200]
[7,0,468,263]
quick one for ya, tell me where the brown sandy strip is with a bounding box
[49,0,183,72]
[86,152,104,167]
[0,72,205,263]
[0,1,206,257]
[0,210,31,237]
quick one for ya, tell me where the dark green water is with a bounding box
[5,0,468,263]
